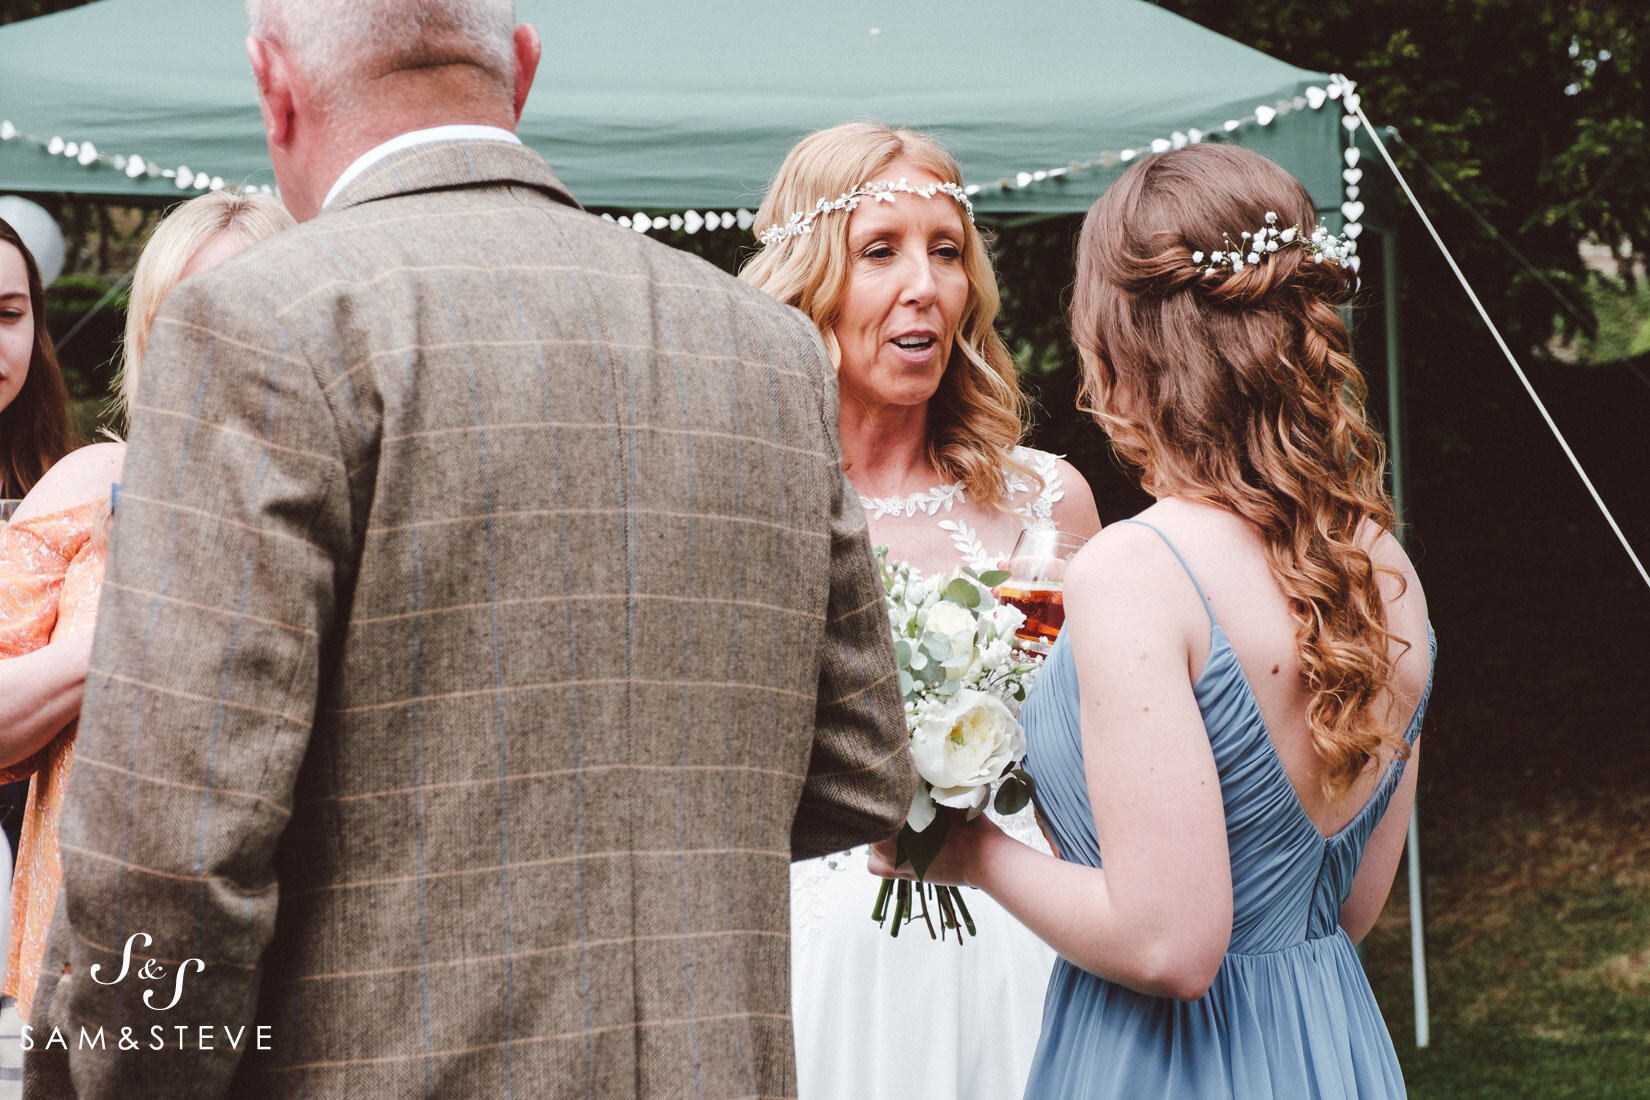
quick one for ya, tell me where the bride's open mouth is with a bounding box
[890,330,941,363]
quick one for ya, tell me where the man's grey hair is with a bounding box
[247,0,516,105]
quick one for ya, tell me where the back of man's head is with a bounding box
[246,0,517,111]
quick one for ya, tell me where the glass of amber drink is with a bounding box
[999,527,1087,654]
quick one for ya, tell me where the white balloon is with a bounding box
[0,196,66,287]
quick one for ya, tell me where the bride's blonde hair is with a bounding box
[740,121,1035,508]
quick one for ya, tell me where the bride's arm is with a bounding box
[873,530,1232,1000]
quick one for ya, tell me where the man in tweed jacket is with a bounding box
[27,2,912,1096]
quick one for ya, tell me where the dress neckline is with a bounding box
[858,480,966,520]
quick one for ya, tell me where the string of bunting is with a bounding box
[595,77,1366,257]
[3,77,1365,255]
[0,118,272,195]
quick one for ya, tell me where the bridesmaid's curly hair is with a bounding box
[1072,143,1408,796]
[740,121,1035,509]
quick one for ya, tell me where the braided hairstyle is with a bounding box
[1072,143,1408,796]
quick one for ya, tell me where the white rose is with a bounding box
[924,600,975,647]
[909,689,1025,817]
[979,638,1012,672]
[986,602,1026,638]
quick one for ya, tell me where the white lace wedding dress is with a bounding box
[791,446,1064,1100]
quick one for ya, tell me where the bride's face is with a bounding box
[832,160,970,414]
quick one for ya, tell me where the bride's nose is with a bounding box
[899,254,940,307]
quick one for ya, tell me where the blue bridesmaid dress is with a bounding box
[1022,520,1434,1098]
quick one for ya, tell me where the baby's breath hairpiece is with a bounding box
[758,177,976,247]
[1190,212,1356,274]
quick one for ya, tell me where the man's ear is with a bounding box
[246,36,295,149]
[511,24,542,121]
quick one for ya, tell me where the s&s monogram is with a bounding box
[88,932,205,1011]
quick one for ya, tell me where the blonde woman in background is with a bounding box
[741,122,1101,1099]
[0,190,292,1019]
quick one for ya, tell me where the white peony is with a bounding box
[909,689,1025,817]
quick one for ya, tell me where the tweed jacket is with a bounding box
[27,140,912,1099]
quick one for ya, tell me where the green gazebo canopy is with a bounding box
[0,0,1345,217]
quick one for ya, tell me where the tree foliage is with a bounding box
[1150,0,1648,347]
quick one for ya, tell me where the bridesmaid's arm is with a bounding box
[874,528,1232,1000]
[0,631,92,771]
[1339,738,1422,943]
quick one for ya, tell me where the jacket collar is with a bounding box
[327,138,581,214]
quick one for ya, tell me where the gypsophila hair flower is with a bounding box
[758,177,976,247]
[1191,212,1356,274]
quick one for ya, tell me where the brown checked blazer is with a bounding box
[26,140,912,1099]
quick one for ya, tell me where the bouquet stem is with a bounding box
[872,877,894,922]
[918,884,937,939]
[952,888,977,937]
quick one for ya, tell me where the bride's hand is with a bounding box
[866,810,1007,888]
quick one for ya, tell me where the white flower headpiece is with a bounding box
[1191,212,1356,275]
[758,177,976,247]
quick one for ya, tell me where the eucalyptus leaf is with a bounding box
[894,639,911,666]
[898,670,915,697]
[979,570,1010,587]
[904,814,951,880]
[937,677,963,696]
[994,776,1032,816]
[946,577,981,609]
[921,632,952,661]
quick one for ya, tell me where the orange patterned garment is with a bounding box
[0,496,107,1019]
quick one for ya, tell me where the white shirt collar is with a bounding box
[321,124,523,210]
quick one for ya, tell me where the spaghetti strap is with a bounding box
[1114,519,1217,627]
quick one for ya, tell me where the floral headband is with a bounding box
[1191,212,1355,274]
[758,177,976,247]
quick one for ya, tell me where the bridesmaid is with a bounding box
[874,143,1433,1098]
[0,191,293,1019]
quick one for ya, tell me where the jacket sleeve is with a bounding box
[39,268,353,1098]
[789,326,915,861]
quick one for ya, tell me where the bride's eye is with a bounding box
[862,243,896,261]
[934,243,963,261]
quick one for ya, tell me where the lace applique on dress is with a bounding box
[859,482,966,520]
[860,447,1066,569]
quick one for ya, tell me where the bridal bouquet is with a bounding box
[871,550,1043,942]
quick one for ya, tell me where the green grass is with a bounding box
[1364,794,1650,1098]
[1574,273,1650,365]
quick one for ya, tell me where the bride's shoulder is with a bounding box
[1006,447,1100,537]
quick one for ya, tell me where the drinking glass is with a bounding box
[999,527,1088,654]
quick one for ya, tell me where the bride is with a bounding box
[741,122,1101,1098]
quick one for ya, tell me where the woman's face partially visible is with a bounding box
[832,160,971,415]
[0,241,35,416]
